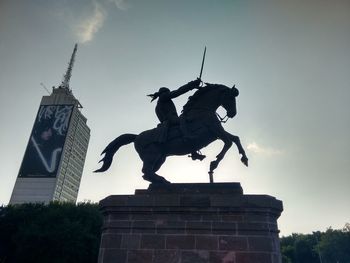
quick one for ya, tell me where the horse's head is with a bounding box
[220,85,239,118]
[182,83,239,119]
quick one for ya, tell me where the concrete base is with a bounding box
[98,183,283,263]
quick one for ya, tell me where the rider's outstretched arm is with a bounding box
[169,79,200,99]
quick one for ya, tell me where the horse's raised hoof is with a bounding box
[241,156,249,167]
[189,152,206,161]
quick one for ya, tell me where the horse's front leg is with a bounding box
[225,131,248,167]
[208,130,249,182]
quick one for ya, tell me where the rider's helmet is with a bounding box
[148,87,170,102]
[158,87,170,94]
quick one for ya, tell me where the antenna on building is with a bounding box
[40,82,51,94]
[60,43,78,91]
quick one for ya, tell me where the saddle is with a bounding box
[155,121,205,161]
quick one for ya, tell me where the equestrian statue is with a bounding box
[95,49,248,184]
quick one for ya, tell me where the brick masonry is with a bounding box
[98,183,283,263]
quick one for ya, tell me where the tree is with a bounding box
[294,234,318,263]
[280,234,296,263]
[0,202,102,263]
[281,224,350,263]
[318,226,350,263]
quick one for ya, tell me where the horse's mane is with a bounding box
[182,83,228,113]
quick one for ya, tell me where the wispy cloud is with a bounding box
[247,142,283,155]
[108,0,130,11]
[75,2,106,44]
[71,0,130,44]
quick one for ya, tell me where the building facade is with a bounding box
[10,44,90,204]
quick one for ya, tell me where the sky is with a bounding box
[0,0,349,236]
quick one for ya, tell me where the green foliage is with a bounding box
[318,226,350,263]
[294,234,318,263]
[281,225,350,263]
[281,233,318,263]
[0,202,102,263]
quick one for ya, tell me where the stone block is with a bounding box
[181,250,210,263]
[179,213,202,221]
[212,222,237,234]
[186,221,212,234]
[100,233,122,249]
[248,237,273,252]
[245,195,283,211]
[101,249,126,263]
[243,213,268,222]
[155,213,180,221]
[128,207,153,212]
[141,234,165,249]
[210,195,244,207]
[166,235,195,249]
[132,220,156,234]
[235,252,271,263]
[127,250,153,263]
[237,222,269,235]
[127,195,154,206]
[154,195,180,206]
[209,251,235,263]
[219,236,248,251]
[195,235,218,250]
[121,234,141,249]
[156,220,186,234]
[109,213,130,221]
[130,213,155,220]
[221,214,244,222]
[268,223,279,232]
[153,250,181,263]
[106,220,132,229]
[201,213,220,221]
[180,195,210,206]
[100,195,129,207]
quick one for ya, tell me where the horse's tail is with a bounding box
[94,134,137,173]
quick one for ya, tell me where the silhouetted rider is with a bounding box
[148,79,205,161]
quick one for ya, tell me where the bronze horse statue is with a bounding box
[95,83,248,184]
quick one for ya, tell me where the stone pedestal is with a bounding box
[98,183,283,263]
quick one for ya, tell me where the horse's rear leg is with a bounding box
[141,155,170,184]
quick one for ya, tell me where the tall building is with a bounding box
[10,44,90,204]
